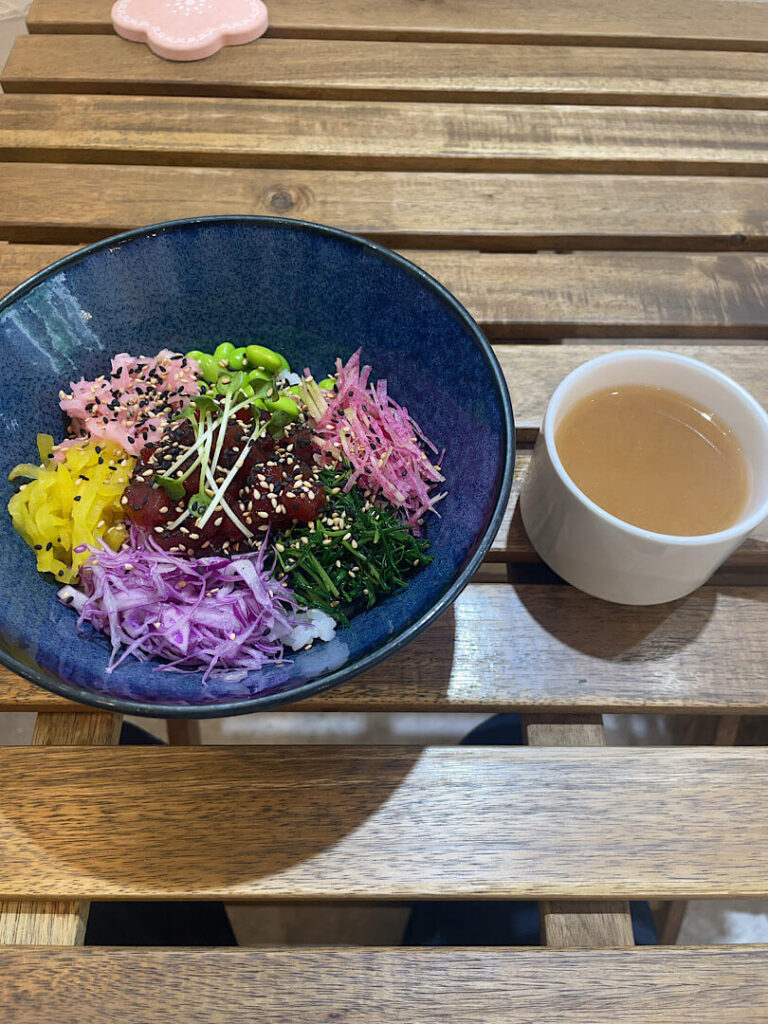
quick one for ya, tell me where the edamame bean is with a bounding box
[228,346,248,370]
[245,345,285,375]
[195,353,220,385]
[264,395,300,420]
[318,378,335,391]
[247,367,272,383]
[213,342,237,369]
[186,350,208,364]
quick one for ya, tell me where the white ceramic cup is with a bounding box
[519,350,768,604]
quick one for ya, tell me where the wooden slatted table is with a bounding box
[4,2,768,1019]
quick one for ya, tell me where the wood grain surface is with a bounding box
[2,583,768,714]
[411,252,768,338]
[523,714,607,747]
[1,745,768,899]
[0,711,121,945]
[3,165,767,251]
[540,903,635,946]
[9,36,768,109]
[26,0,768,52]
[5,242,768,341]
[491,346,768,431]
[30,711,121,746]
[2,95,768,174]
[5,946,768,1023]
[166,720,202,745]
[523,714,635,947]
[0,900,88,947]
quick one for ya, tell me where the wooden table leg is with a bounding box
[166,719,202,745]
[0,711,122,946]
[713,715,741,746]
[522,714,635,948]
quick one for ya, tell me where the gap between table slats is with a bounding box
[8,36,768,110]
[26,0,768,52]
[3,95,768,175]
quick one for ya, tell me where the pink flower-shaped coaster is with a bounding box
[112,0,268,62]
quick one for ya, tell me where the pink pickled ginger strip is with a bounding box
[58,350,201,457]
[312,349,445,528]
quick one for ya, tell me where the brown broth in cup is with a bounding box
[554,384,749,536]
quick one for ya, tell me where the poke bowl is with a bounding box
[0,217,514,717]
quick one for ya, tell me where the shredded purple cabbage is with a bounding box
[62,529,300,682]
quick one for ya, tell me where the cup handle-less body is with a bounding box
[520,350,768,606]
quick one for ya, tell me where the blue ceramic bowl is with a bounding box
[0,218,513,717]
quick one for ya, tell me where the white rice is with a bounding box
[273,607,337,651]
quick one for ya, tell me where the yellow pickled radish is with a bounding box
[8,436,134,584]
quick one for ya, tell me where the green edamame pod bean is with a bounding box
[196,353,220,385]
[264,395,300,420]
[277,352,290,374]
[240,383,255,400]
[245,344,284,375]
[213,342,237,369]
[247,367,272,383]
[186,350,208,364]
[318,378,335,391]
[228,346,248,370]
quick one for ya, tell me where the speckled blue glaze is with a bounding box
[0,218,513,717]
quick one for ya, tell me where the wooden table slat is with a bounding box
[413,252,768,339]
[26,0,768,52]
[0,711,121,946]
[6,243,768,340]
[2,581,768,714]
[9,35,768,110]
[5,946,768,1023]
[3,95,768,175]
[1,165,767,252]
[1,745,768,899]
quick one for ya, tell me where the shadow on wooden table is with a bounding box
[2,749,436,898]
[509,524,718,664]
[514,581,716,661]
[2,610,459,896]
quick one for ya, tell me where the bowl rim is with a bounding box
[0,215,515,718]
